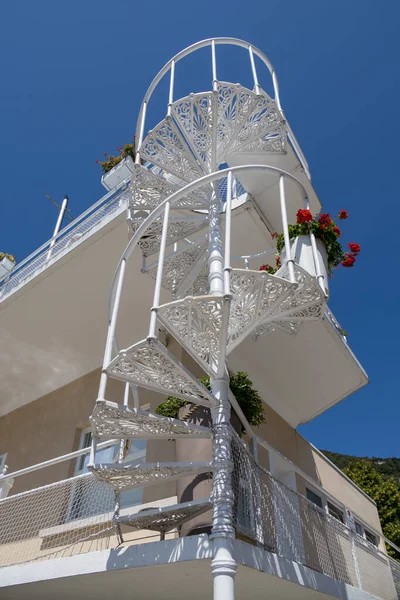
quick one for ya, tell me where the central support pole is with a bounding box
[208,181,237,600]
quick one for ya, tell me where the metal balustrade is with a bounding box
[0,182,130,302]
[1,432,399,600]
[231,432,400,600]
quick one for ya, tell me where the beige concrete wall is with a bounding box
[0,338,380,532]
[0,336,193,497]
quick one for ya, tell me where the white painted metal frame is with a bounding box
[134,37,310,180]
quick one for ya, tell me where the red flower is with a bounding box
[318,213,332,226]
[260,264,273,273]
[337,209,348,220]
[341,253,357,268]
[333,226,341,237]
[296,209,313,224]
[96,160,99,164]
[276,255,281,268]
[104,152,108,157]
[348,242,360,254]
[271,232,278,240]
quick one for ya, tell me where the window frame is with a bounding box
[354,519,378,547]
[305,485,380,549]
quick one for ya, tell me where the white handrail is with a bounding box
[0,438,118,482]
[134,37,310,178]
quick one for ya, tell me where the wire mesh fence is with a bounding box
[0,184,129,300]
[1,428,400,600]
[0,473,116,567]
[231,430,400,600]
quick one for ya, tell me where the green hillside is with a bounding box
[321,450,400,485]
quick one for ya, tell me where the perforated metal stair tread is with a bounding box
[115,499,211,532]
[105,338,216,408]
[91,400,212,440]
[90,461,212,492]
[129,163,211,211]
[129,214,208,257]
[139,83,287,181]
[156,266,327,370]
[142,240,208,295]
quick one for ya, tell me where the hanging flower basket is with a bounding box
[0,254,15,279]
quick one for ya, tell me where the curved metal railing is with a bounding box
[134,37,310,180]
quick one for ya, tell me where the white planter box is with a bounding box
[281,235,329,293]
[0,256,15,279]
[101,155,135,191]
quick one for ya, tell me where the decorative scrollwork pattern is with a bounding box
[129,216,207,257]
[116,501,212,533]
[91,401,212,440]
[106,339,216,407]
[158,296,227,375]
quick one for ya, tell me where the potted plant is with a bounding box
[0,253,16,279]
[259,209,360,293]
[155,372,265,537]
[97,139,136,191]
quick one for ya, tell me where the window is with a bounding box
[365,529,378,546]
[306,487,323,509]
[355,519,378,547]
[327,501,344,523]
[355,521,363,536]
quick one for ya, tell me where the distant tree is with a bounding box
[344,460,400,559]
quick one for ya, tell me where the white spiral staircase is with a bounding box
[88,40,327,546]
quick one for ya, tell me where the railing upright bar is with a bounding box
[98,257,127,401]
[211,40,218,91]
[132,385,140,409]
[249,46,261,95]
[279,175,295,283]
[304,196,326,294]
[136,101,147,164]
[167,60,175,116]
[148,202,171,339]
[223,171,233,297]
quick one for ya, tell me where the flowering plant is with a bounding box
[0,252,15,263]
[97,138,135,174]
[266,209,360,275]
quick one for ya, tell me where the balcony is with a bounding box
[0,434,399,600]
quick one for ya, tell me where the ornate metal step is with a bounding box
[115,499,211,534]
[129,163,211,211]
[158,295,231,376]
[90,461,212,492]
[129,213,208,257]
[106,338,216,408]
[91,400,212,440]
[139,83,286,180]
[142,239,208,296]
[156,267,327,369]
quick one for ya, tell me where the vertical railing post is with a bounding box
[208,183,224,296]
[98,258,127,401]
[249,46,261,95]
[148,202,171,339]
[303,196,326,293]
[167,60,175,117]
[211,40,218,93]
[135,101,147,164]
[279,175,295,283]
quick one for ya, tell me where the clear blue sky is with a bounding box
[1,1,399,458]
